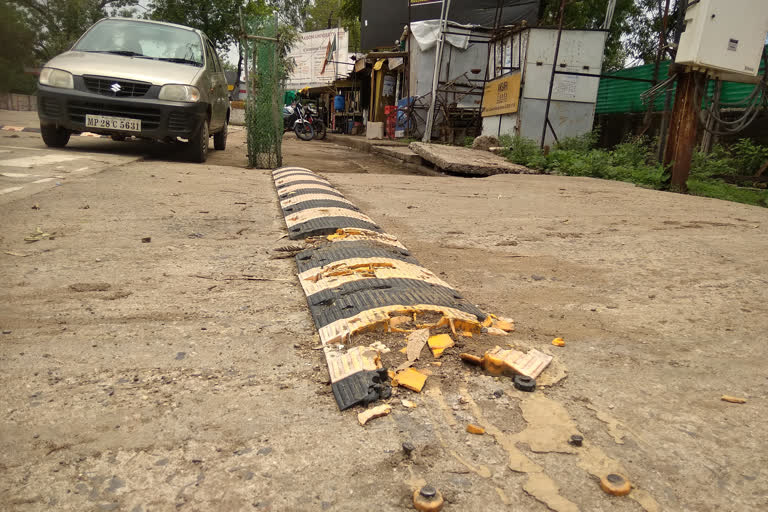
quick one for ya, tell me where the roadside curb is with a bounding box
[325,134,442,176]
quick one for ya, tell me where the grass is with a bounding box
[498,134,768,208]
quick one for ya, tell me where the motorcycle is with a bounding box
[283,101,314,141]
[305,103,327,140]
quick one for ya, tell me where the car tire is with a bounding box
[40,124,71,148]
[188,119,209,163]
[213,118,227,150]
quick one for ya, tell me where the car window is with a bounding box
[74,19,203,66]
[205,41,221,73]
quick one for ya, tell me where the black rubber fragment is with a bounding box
[275,179,331,190]
[282,199,359,215]
[279,187,346,200]
[287,216,381,240]
[569,435,584,447]
[307,278,462,307]
[307,285,486,328]
[331,368,392,410]
[296,241,415,272]
[513,375,536,392]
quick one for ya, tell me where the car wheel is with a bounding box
[213,118,227,150]
[40,124,70,148]
[188,119,209,163]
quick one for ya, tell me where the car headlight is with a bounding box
[39,68,74,89]
[158,85,200,102]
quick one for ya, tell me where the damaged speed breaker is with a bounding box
[273,167,534,411]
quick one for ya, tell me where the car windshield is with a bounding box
[73,19,203,67]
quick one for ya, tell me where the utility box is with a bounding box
[675,0,768,82]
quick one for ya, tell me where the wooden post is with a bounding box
[662,70,706,192]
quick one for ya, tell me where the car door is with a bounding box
[204,39,226,130]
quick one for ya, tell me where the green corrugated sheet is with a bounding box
[596,52,766,114]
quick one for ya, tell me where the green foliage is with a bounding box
[0,0,38,93]
[463,136,474,148]
[304,0,360,51]
[148,0,242,52]
[498,132,768,207]
[15,0,138,61]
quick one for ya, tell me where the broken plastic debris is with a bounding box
[460,346,553,379]
[552,337,566,347]
[413,485,444,512]
[721,395,747,404]
[485,327,509,336]
[407,328,429,361]
[491,315,515,332]
[24,227,55,242]
[394,368,427,392]
[427,334,454,358]
[326,346,382,383]
[369,341,390,354]
[358,404,391,426]
[600,473,632,496]
[401,399,417,408]
[466,424,485,435]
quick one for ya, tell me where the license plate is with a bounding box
[85,114,141,132]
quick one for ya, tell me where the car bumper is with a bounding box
[37,85,208,140]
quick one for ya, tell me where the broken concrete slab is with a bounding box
[409,142,535,176]
[371,145,422,164]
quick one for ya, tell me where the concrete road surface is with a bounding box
[1,110,767,512]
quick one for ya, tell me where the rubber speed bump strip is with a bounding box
[287,217,382,239]
[280,193,358,208]
[278,187,346,200]
[273,166,314,176]
[278,182,339,196]
[295,241,415,273]
[298,258,452,296]
[306,284,484,330]
[282,199,360,215]
[271,167,487,410]
[285,208,375,228]
[275,179,332,190]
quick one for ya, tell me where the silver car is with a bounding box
[36,18,230,162]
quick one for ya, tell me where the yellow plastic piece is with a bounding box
[466,424,485,435]
[394,368,427,392]
[492,318,515,332]
[552,337,566,347]
[427,334,454,358]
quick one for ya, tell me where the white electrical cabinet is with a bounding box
[675,0,768,82]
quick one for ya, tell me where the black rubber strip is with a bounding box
[287,217,382,240]
[273,167,313,176]
[282,199,359,215]
[331,368,392,411]
[279,187,346,200]
[275,172,327,182]
[275,179,332,190]
[296,241,415,272]
[307,284,486,328]
[307,278,462,307]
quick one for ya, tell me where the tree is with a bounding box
[304,0,360,51]
[14,0,138,61]
[0,0,37,93]
[147,0,242,53]
[538,0,684,71]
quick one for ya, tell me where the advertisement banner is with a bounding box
[285,28,350,90]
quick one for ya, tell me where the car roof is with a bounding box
[98,17,206,37]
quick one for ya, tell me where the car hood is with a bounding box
[45,51,203,86]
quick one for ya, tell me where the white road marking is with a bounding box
[0,146,44,151]
[0,186,23,194]
[1,154,83,168]
[1,172,32,178]
[31,178,55,184]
